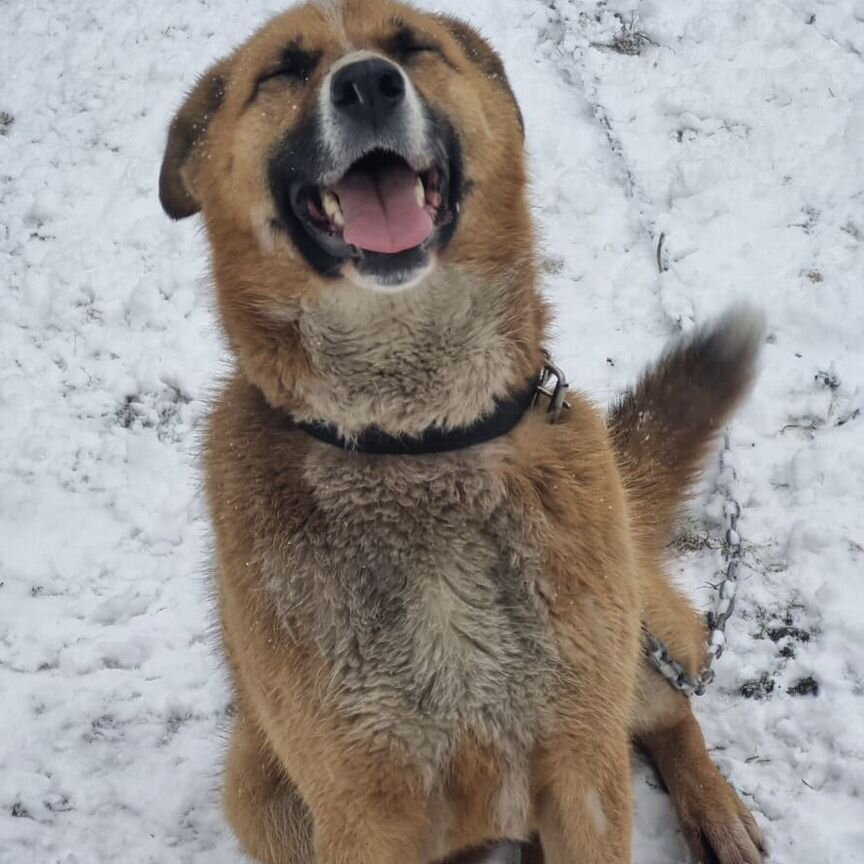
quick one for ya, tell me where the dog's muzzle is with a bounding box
[267,53,464,287]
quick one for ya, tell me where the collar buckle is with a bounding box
[535,349,570,423]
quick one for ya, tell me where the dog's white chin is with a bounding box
[342,254,438,294]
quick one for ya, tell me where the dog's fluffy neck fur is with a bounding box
[217,252,547,438]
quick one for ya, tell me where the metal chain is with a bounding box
[538,3,745,697]
[644,432,744,697]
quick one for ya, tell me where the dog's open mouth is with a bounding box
[290,149,451,260]
[269,108,464,284]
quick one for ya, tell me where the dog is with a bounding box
[158,2,767,862]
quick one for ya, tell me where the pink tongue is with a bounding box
[333,162,434,254]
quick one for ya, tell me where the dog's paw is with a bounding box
[675,767,767,864]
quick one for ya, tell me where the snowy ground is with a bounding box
[1,0,863,862]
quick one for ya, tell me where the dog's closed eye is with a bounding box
[382,23,445,64]
[255,44,321,92]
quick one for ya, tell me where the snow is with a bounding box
[1,0,862,862]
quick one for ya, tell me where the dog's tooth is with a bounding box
[321,190,344,227]
[321,189,339,216]
[415,176,425,207]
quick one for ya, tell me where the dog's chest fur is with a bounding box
[262,441,554,764]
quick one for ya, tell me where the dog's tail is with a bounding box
[608,306,764,555]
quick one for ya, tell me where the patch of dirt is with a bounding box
[788,676,819,697]
[740,672,776,700]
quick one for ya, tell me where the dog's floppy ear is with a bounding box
[159,61,230,220]
[436,16,524,136]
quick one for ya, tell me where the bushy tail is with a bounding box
[609,306,764,554]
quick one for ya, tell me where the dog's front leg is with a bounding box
[226,697,432,864]
[220,603,434,863]
[309,778,432,864]
[533,729,633,864]
[257,717,433,864]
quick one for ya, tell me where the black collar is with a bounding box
[294,354,569,456]
[297,379,538,456]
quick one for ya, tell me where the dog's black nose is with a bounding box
[331,58,406,128]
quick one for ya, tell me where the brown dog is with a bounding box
[159,2,767,862]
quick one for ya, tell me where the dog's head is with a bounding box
[159,0,528,293]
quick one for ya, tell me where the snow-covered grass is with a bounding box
[1,1,862,862]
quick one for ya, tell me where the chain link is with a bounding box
[644,432,744,697]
